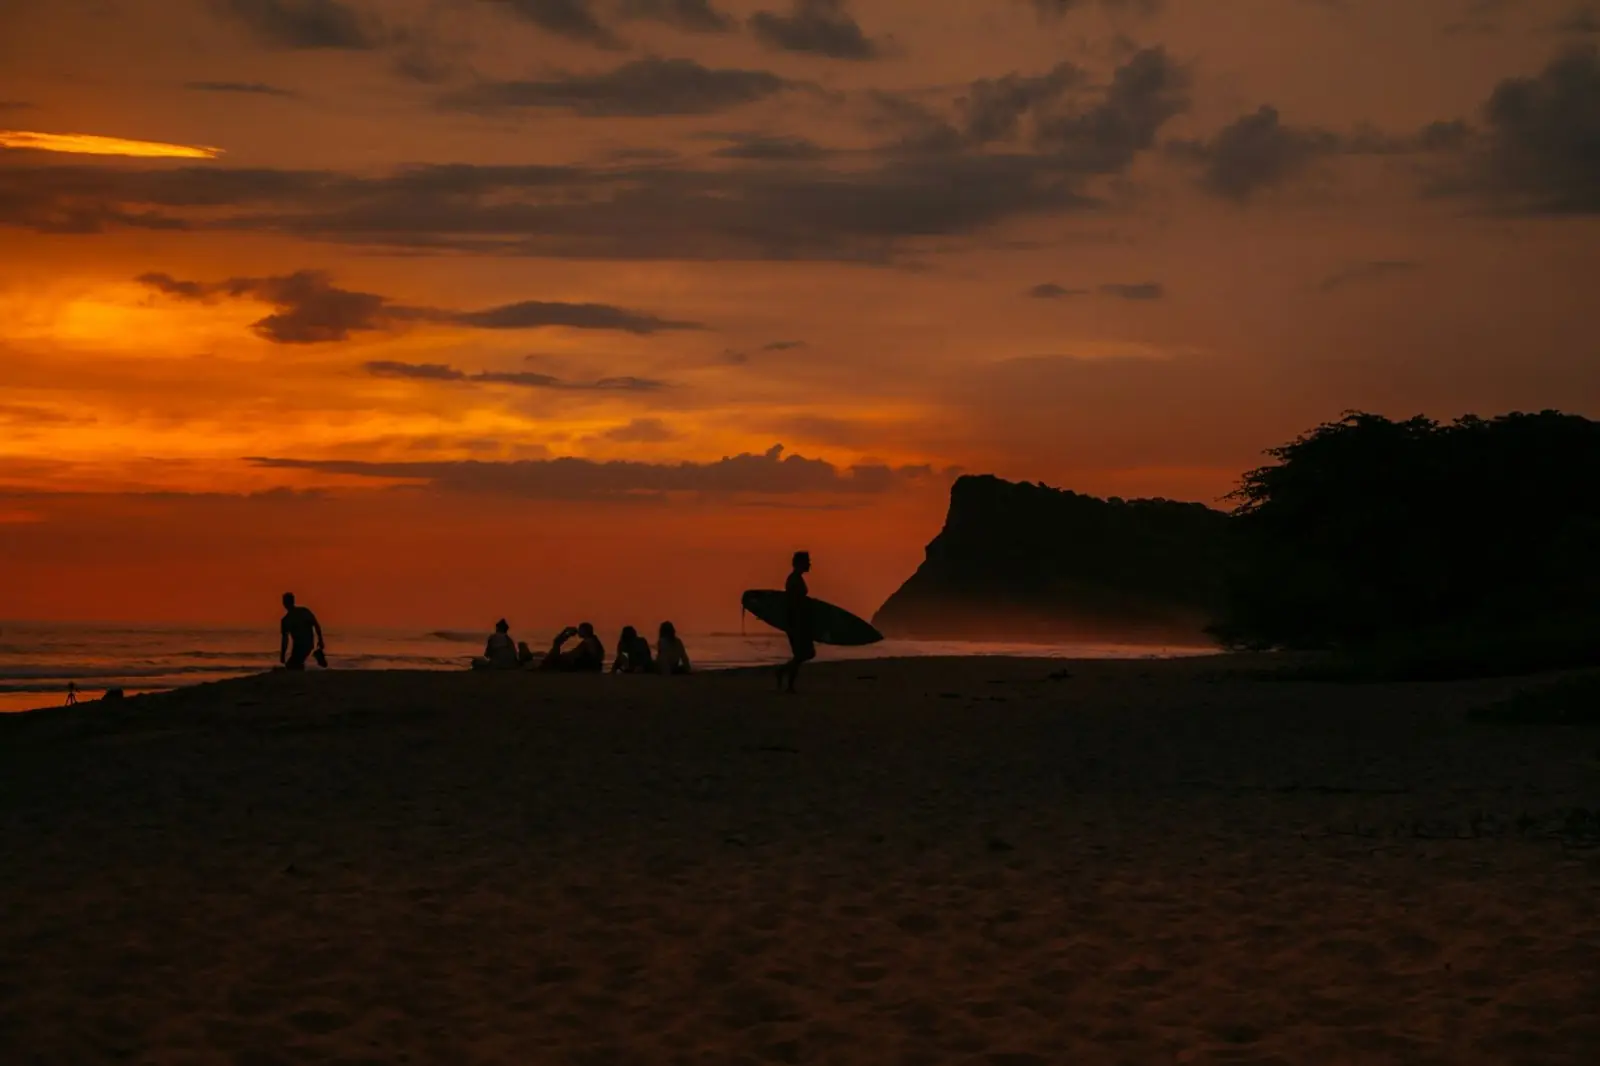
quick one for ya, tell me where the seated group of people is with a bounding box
[472,619,691,675]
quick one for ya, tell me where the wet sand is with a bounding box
[2,657,1598,1065]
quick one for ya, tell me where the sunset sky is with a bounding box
[2,0,1597,632]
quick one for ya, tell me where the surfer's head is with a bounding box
[659,621,676,640]
[577,622,595,638]
[282,592,295,609]
[495,618,509,633]
[792,550,811,573]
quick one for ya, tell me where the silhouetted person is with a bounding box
[541,622,604,673]
[279,592,324,671]
[657,621,692,675]
[473,618,520,670]
[611,626,654,674]
[517,641,534,666]
[65,681,78,706]
[777,550,815,692]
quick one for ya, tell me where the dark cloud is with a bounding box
[619,0,735,32]
[0,156,1084,260]
[364,360,464,382]
[0,155,1034,259]
[443,58,794,116]
[1472,45,1600,212]
[1180,105,1340,201]
[213,0,379,50]
[749,1,884,60]
[1172,105,1479,202]
[1028,282,1088,298]
[711,133,829,160]
[454,300,700,333]
[878,46,1188,168]
[139,270,390,343]
[184,81,298,97]
[1318,260,1419,292]
[248,444,930,499]
[0,101,35,112]
[1034,46,1190,170]
[962,62,1083,145]
[364,361,669,390]
[489,0,621,48]
[1100,281,1164,300]
[137,270,699,343]
[762,339,806,350]
[600,417,680,441]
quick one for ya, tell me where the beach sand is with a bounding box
[2,657,1598,1065]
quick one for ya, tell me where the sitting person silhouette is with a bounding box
[472,619,520,670]
[611,626,654,674]
[517,641,534,666]
[541,622,605,673]
[656,621,692,675]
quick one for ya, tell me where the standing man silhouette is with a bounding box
[279,592,325,671]
[777,550,815,692]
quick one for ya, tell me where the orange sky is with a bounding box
[2,0,1598,631]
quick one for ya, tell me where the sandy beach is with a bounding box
[3,656,1598,1065]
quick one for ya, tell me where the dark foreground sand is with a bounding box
[2,657,1598,1066]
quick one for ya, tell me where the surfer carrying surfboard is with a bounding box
[777,550,816,692]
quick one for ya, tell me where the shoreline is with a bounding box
[0,643,1226,715]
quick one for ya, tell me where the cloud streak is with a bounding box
[137,270,701,343]
[247,444,933,499]
[364,361,669,391]
[442,57,795,116]
[1028,282,1088,299]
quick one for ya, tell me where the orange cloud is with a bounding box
[0,130,223,159]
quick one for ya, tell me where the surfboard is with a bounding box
[741,589,884,647]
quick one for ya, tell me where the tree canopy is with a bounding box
[1215,410,1600,649]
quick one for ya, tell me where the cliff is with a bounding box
[873,475,1231,643]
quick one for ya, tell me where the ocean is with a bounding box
[0,621,1216,712]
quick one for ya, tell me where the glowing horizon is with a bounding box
[0,130,223,159]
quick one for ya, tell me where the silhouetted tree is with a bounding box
[1215,410,1600,650]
